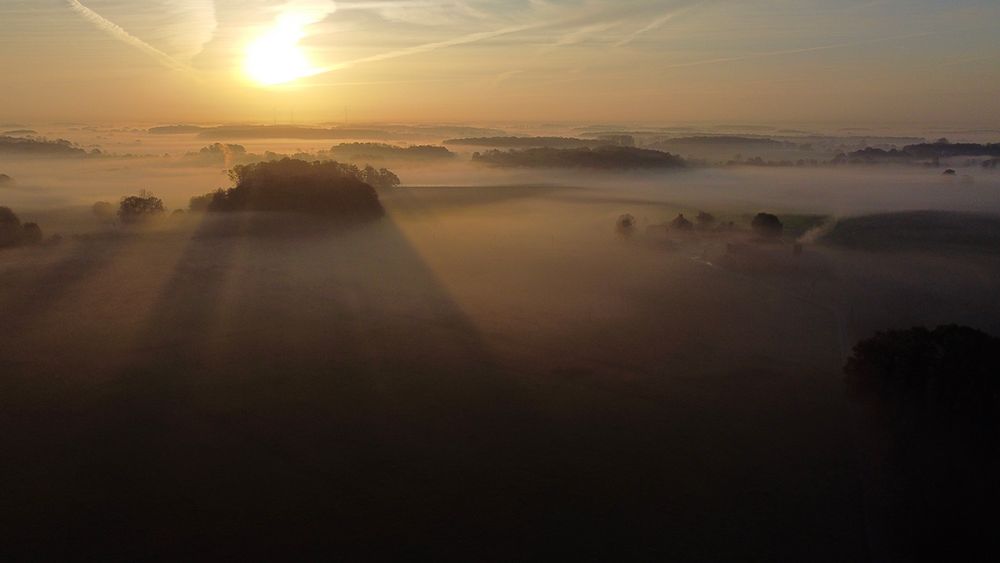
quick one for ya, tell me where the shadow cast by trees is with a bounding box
[2,206,556,559]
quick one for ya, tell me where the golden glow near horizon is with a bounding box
[3,1,1000,124]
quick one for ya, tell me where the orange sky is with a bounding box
[2,0,999,126]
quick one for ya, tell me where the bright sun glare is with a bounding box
[244,20,317,86]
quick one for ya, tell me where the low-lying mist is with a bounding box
[2,126,1000,560]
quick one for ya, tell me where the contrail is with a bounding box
[66,0,193,72]
[615,12,675,48]
[314,22,542,75]
[615,1,709,48]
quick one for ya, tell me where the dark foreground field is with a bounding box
[3,189,999,560]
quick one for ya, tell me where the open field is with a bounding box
[4,175,999,559]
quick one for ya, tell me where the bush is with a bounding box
[616,213,636,238]
[197,159,385,221]
[0,206,21,247]
[118,191,165,224]
[0,207,44,248]
[670,214,693,231]
[751,212,783,238]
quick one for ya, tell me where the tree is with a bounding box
[846,325,1000,427]
[189,190,222,212]
[696,211,716,228]
[0,206,21,247]
[616,213,636,238]
[670,213,693,231]
[360,165,400,189]
[846,325,1000,561]
[118,191,165,224]
[0,207,44,248]
[751,212,783,238]
[200,159,384,221]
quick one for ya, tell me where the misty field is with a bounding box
[3,165,1000,559]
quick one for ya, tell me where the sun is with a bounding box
[244,24,316,86]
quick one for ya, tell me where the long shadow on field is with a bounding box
[4,213,551,560]
[2,210,871,562]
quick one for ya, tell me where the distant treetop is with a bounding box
[472,146,686,170]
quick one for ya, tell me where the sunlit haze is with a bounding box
[2,0,999,124]
[3,1,1000,561]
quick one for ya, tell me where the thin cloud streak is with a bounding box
[547,21,619,50]
[65,0,193,73]
[314,22,543,75]
[615,12,675,48]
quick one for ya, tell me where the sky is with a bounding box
[1,0,999,126]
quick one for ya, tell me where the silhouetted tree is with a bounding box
[846,325,1000,561]
[696,211,716,228]
[616,213,636,238]
[0,207,44,248]
[751,213,783,238]
[670,214,693,231]
[199,159,384,221]
[0,206,21,247]
[189,190,222,212]
[360,165,401,189]
[118,191,165,224]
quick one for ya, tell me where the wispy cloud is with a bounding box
[317,21,542,74]
[614,12,675,48]
[66,0,193,72]
[542,21,619,52]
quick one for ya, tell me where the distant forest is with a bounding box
[0,136,93,157]
[472,146,686,169]
[845,141,1000,163]
[446,136,599,149]
[327,143,455,160]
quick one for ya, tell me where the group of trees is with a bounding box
[327,143,455,161]
[446,136,599,149]
[190,158,387,220]
[472,146,687,170]
[117,191,166,224]
[92,159,394,228]
[841,140,1000,165]
[846,325,1000,559]
[0,135,94,157]
[90,192,167,225]
[633,211,776,239]
[0,207,44,248]
[751,213,783,238]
